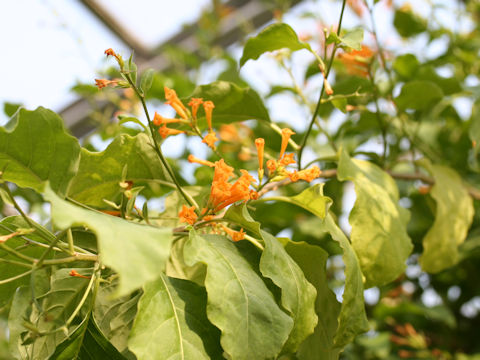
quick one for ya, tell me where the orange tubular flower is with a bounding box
[95,79,117,89]
[153,112,183,126]
[255,138,265,170]
[178,205,198,225]
[158,124,185,139]
[279,128,295,160]
[221,224,246,242]
[164,86,188,120]
[69,270,91,279]
[219,124,240,143]
[288,165,321,183]
[279,153,296,167]
[338,45,374,78]
[267,159,277,174]
[188,98,203,120]
[203,101,215,131]
[188,154,215,167]
[202,132,219,150]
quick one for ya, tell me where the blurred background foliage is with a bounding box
[2,0,480,359]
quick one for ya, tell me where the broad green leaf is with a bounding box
[117,116,148,131]
[240,23,312,67]
[419,163,474,273]
[468,100,480,170]
[188,81,270,123]
[269,185,368,348]
[0,107,80,195]
[184,231,293,360]
[95,280,140,357]
[284,241,341,360]
[45,188,173,296]
[3,102,21,117]
[68,133,166,207]
[337,150,413,287]
[259,231,317,354]
[395,81,443,111]
[166,237,206,286]
[0,216,52,306]
[129,273,222,360]
[50,316,127,360]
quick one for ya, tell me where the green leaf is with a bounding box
[268,185,368,348]
[188,81,270,124]
[392,54,419,79]
[395,81,444,111]
[95,280,140,357]
[3,102,22,117]
[67,133,166,207]
[339,28,364,51]
[129,273,222,360]
[322,214,369,348]
[0,216,52,306]
[419,162,474,273]
[45,188,173,296]
[8,286,31,359]
[12,268,92,360]
[284,241,341,360]
[117,116,148,131]
[240,23,312,67]
[393,8,427,37]
[184,231,293,360]
[140,69,155,96]
[259,231,318,354]
[50,316,128,360]
[224,203,261,237]
[0,107,80,195]
[337,149,413,287]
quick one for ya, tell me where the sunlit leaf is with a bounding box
[259,231,318,354]
[188,81,270,123]
[129,273,222,360]
[419,162,474,273]
[240,23,312,67]
[0,107,80,195]
[67,133,166,207]
[45,188,173,296]
[284,240,341,360]
[337,149,413,287]
[184,231,293,359]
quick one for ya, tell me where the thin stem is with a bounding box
[67,228,75,255]
[123,73,197,209]
[40,253,98,265]
[0,269,33,285]
[368,67,387,166]
[0,257,33,269]
[65,267,96,326]
[0,243,36,263]
[297,0,347,169]
[244,234,264,251]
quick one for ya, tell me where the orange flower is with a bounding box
[279,153,296,166]
[213,159,234,183]
[69,270,91,279]
[221,224,246,242]
[219,124,240,143]
[188,98,203,120]
[323,78,334,96]
[203,101,215,131]
[279,128,295,160]
[188,154,215,167]
[288,166,321,182]
[164,86,188,120]
[153,112,183,126]
[158,124,185,139]
[267,159,277,174]
[255,138,265,170]
[338,45,374,78]
[202,131,219,150]
[347,0,366,17]
[178,204,198,225]
[95,79,118,89]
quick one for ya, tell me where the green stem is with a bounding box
[65,266,97,326]
[123,73,197,209]
[244,234,264,251]
[0,269,33,285]
[297,0,347,169]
